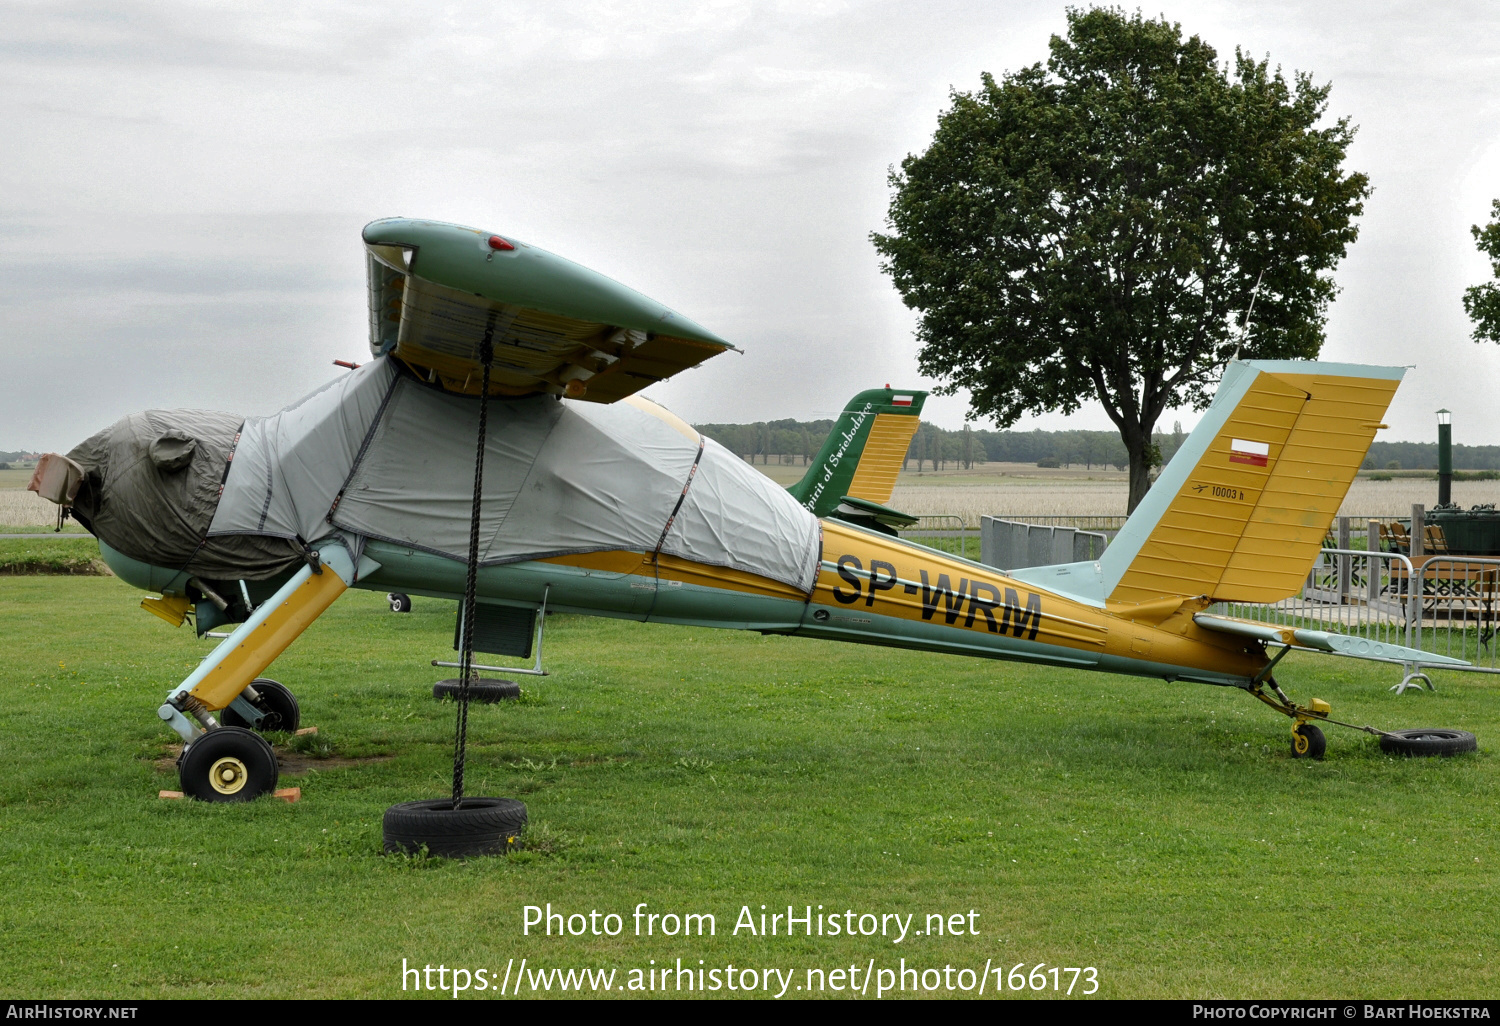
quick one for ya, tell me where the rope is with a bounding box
[452,327,495,808]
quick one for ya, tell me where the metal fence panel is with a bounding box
[1407,555,1500,674]
[899,515,973,560]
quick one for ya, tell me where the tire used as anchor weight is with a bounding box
[221,678,301,733]
[179,726,279,802]
[1380,728,1477,757]
[383,797,528,857]
[433,679,520,703]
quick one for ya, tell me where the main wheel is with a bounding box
[221,678,300,732]
[433,679,520,703]
[179,727,279,802]
[383,797,528,857]
[388,592,413,613]
[1379,728,1477,757]
[1291,723,1326,760]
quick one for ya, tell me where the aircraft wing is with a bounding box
[363,218,734,403]
[1192,613,1468,667]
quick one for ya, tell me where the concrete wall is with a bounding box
[980,517,1109,570]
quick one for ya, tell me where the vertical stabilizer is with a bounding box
[1093,360,1403,607]
[788,388,927,518]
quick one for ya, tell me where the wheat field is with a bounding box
[0,488,55,528]
[889,476,1500,524]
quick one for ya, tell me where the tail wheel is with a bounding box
[179,727,279,802]
[221,678,300,733]
[388,593,413,613]
[1291,724,1326,760]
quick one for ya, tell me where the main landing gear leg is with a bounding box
[159,544,378,801]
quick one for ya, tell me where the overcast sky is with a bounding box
[4,0,1500,453]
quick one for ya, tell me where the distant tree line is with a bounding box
[694,418,1500,475]
[692,419,1195,472]
[1364,442,1500,471]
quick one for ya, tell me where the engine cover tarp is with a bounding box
[67,409,301,580]
[208,359,397,544]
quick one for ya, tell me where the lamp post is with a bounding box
[1438,409,1452,507]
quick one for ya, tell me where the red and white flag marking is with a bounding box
[1229,438,1270,467]
[891,394,913,407]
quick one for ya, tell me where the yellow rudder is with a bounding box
[846,413,922,505]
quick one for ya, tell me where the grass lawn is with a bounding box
[1,576,1497,999]
[0,537,106,575]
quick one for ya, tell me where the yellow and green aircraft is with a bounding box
[29,218,1460,811]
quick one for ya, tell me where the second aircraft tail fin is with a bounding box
[787,387,927,518]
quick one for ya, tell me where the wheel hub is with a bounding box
[209,756,249,795]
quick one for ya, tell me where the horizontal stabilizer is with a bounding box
[830,495,920,536]
[1193,613,1468,667]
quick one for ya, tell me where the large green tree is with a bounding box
[1463,199,1500,343]
[873,7,1370,511]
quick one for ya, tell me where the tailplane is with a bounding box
[788,388,927,518]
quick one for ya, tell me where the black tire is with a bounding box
[388,592,412,613]
[433,679,520,703]
[1380,728,1477,757]
[1291,723,1326,760]
[221,678,300,732]
[383,797,528,857]
[179,726,279,802]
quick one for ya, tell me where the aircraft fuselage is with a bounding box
[351,518,1266,687]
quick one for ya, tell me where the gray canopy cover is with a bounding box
[208,359,820,592]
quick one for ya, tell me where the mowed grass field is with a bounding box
[2,569,1498,999]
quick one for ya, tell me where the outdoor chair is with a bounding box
[1425,524,1451,556]
[1388,522,1411,554]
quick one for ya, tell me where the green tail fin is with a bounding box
[787,388,927,518]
